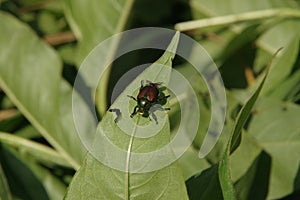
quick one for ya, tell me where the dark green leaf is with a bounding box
[186,164,223,200]
[235,151,271,200]
[248,98,300,199]
[0,147,49,200]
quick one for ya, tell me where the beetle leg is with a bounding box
[127,95,137,101]
[157,94,170,102]
[130,106,138,118]
[150,104,170,112]
[149,111,158,124]
[160,94,170,99]
[109,108,122,123]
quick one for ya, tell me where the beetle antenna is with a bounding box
[130,106,138,118]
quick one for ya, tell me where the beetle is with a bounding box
[128,80,170,120]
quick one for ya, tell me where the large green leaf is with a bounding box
[65,32,189,199]
[0,12,85,169]
[248,98,300,199]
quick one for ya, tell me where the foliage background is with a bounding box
[0,0,300,199]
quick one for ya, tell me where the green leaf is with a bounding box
[0,163,12,200]
[58,80,87,166]
[268,69,300,101]
[248,98,300,199]
[230,133,262,182]
[235,151,271,200]
[0,12,85,169]
[177,146,210,180]
[258,19,300,52]
[0,147,49,200]
[262,36,299,96]
[65,32,189,199]
[12,148,68,200]
[14,125,41,139]
[3,143,68,200]
[186,165,223,200]
[29,165,67,200]
[229,67,269,153]
[218,49,272,200]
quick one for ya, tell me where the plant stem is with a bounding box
[175,8,300,31]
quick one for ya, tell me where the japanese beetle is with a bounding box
[128,80,170,119]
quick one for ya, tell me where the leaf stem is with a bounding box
[175,8,300,31]
[0,132,71,167]
[125,116,139,200]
